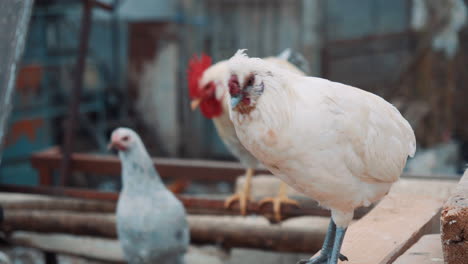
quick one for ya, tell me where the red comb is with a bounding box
[187,54,212,98]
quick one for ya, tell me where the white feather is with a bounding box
[227,51,416,227]
[198,52,307,169]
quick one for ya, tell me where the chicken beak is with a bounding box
[191,98,202,111]
[231,96,242,108]
[107,142,118,152]
[107,141,126,152]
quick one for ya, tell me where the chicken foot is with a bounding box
[259,182,300,222]
[297,219,348,264]
[224,168,254,215]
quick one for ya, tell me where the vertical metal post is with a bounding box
[0,0,35,166]
[59,0,93,186]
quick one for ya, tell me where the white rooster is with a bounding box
[226,50,416,264]
[187,50,307,220]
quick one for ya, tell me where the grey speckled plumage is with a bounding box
[111,128,189,264]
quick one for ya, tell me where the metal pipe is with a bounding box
[59,0,94,186]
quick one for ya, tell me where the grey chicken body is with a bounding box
[112,128,189,264]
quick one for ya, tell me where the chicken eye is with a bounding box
[122,136,129,141]
[246,75,254,86]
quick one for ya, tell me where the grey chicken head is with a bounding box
[108,127,141,152]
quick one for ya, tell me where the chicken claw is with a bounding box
[224,168,254,215]
[224,191,251,215]
[259,182,299,222]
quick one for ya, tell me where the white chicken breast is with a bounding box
[226,50,416,264]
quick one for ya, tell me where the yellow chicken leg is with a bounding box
[259,182,299,222]
[224,168,254,215]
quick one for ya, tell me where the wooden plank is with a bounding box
[441,170,468,264]
[0,186,354,221]
[2,211,329,253]
[10,232,125,263]
[393,234,443,264]
[9,232,224,264]
[236,175,457,203]
[30,147,459,183]
[190,215,329,253]
[333,193,442,264]
[30,147,269,182]
[38,166,54,186]
[0,195,115,212]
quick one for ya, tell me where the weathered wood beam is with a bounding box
[441,170,468,264]
[235,175,458,203]
[1,210,328,253]
[393,234,443,264]
[31,147,269,182]
[189,215,327,253]
[0,186,369,221]
[30,147,460,183]
[2,210,117,238]
[1,197,115,213]
[326,193,442,264]
[9,232,125,263]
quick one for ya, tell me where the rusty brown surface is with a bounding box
[15,64,43,99]
[441,170,468,264]
[4,119,43,147]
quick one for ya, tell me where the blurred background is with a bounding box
[0,1,467,264]
[1,0,467,187]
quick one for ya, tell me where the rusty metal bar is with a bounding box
[0,184,370,221]
[59,0,94,186]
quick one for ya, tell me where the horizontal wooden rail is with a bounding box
[0,184,370,221]
[1,210,327,254]
[0,192,443,257]
[30,147,460,186]
[30,147,270,185]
